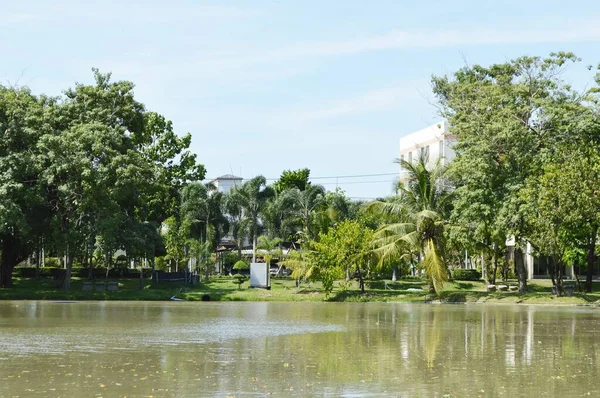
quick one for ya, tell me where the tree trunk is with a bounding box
[574,268,582,293]
[357,266,365,293]
[491,252,498,286]
[482,252,489,285]
[150,256,156,285]
[0,234,20,287]
[252,228,257,263]
[514,247,527,293]
[391,264,398,281]
[585,226,597,293]
[62,242,72,290]
[35,239,41,280]
[139,255,144,288]
[553,255,563,297]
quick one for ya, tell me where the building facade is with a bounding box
[398,121,456,182]
[210,174,243,194]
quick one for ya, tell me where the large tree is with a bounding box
[0,86,53,286]
[431,52,585,292]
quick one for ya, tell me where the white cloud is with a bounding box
[0,12,40,26]
[295,85,422,121]
[74,20,600,84]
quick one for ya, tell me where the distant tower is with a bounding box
[210,174,243,194]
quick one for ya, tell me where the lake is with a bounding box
[0,301,598,397]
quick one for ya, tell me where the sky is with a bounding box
[2,0,600,199]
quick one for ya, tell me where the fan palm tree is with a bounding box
[225,189,248,259]
[288,184,326,242]
[368,152,453,294]
[229,176,275,262]
[262,188,298,242]
[257,235,283,271]
[180,182,229,279]
[279,249,317,285]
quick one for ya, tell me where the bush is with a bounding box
[44,257,60,268]
[400,275,426,281]
[13,266,64,278]
[233,260,249,271]
[452,269,482,281]
[232,273,247,289]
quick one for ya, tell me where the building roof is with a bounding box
[212,174,243,181]
[399,121,454,153]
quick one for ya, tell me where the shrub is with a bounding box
[233,260,249,271]
[13,267,34,278]
[44,257,60,268]
[232,274,247,289]
[452,269,482,281]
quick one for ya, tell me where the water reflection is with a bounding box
[0,302,599,397]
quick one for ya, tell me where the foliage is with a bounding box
[233,260,249,270]
[273,168,311,193]
[368,152,452,294]
[229,176,275,262]
[431,51,594,292]
[451,269,482,281]
[232,273,247,289]
[313,220,374,292]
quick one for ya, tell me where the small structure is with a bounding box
[210,174,243,194]
[250,263,270,289]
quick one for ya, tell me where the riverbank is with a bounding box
[2,277,600,305]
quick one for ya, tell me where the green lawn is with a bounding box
[1,276,600,305]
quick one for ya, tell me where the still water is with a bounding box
[0,301,598,397]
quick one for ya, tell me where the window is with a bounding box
[408,151,412,163]
[439,140,444,159]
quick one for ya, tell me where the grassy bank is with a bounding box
[1,277,600,305]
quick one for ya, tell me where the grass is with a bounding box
[1,276,600,305]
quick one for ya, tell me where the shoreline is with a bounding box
[2,277,599,307]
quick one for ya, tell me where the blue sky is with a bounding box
[2,0,600,199]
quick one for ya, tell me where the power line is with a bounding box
[310,172,398,180]
[203,172,398,181]
[319,180,397,185]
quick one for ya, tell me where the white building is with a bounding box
[399,121,456,182]
[210,174,243,194]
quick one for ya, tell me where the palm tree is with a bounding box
[225,189,247,259]
[288,184,326,242]
[181,182,229,279]
[368,152,453,294]
[257,235,284,273]
[262,189,298,242]
[229,176,275,262]
[279,249,317,286]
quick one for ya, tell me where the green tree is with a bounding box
[257,236,283,270]
[522,146,600,295]
[0,86,52,287]
[229,176,274,262]
[432,52,584,292]
[288,184,326,242]
[313,220,374,293]
[262,189,298,242]
[368,153,452,294]
[162,216,188,272]
[273,168,311,193]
